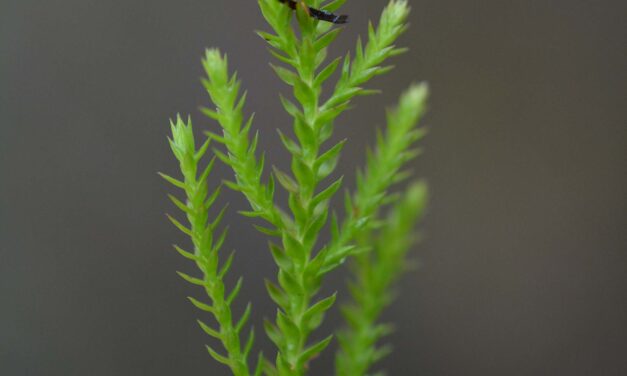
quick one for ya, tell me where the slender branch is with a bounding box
[254,1,419,374]
[332,84,429,376]
[336,182,428,376]
[161,116,260,376]
[323,84,429,272]
[200,49,293,235]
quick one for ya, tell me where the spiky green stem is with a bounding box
[161,117,257,376]
[193,1,427,374]
[331,86,429,376]
[336,182,428,376]
[254,2,416,374]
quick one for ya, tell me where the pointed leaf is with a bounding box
[197,320,222,339]
[270,63,298,86]
[167,214,193,236]
[298,334,333,364]
[176,271,205,286]
[272,166,299,193]
[158,172,186,190]
[173,244,199,261]
[187,296,215,313]
[311,176,344,208]
[227,277,243,305]
[265,279,288,308]
[236,303,252,332]
[206,345,231,366]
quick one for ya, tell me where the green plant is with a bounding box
[161,1,429,375]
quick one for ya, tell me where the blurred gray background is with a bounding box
[1,0,626,375]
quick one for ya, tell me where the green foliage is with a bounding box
[162,1,430,375]
[332,85,429,375]
[160,117,262,376]
[336,181,429,376]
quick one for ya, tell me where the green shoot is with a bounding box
[162,1,430,375]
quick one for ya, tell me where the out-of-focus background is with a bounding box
[1,0,625,375]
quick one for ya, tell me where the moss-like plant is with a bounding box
[161,1,429,375]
